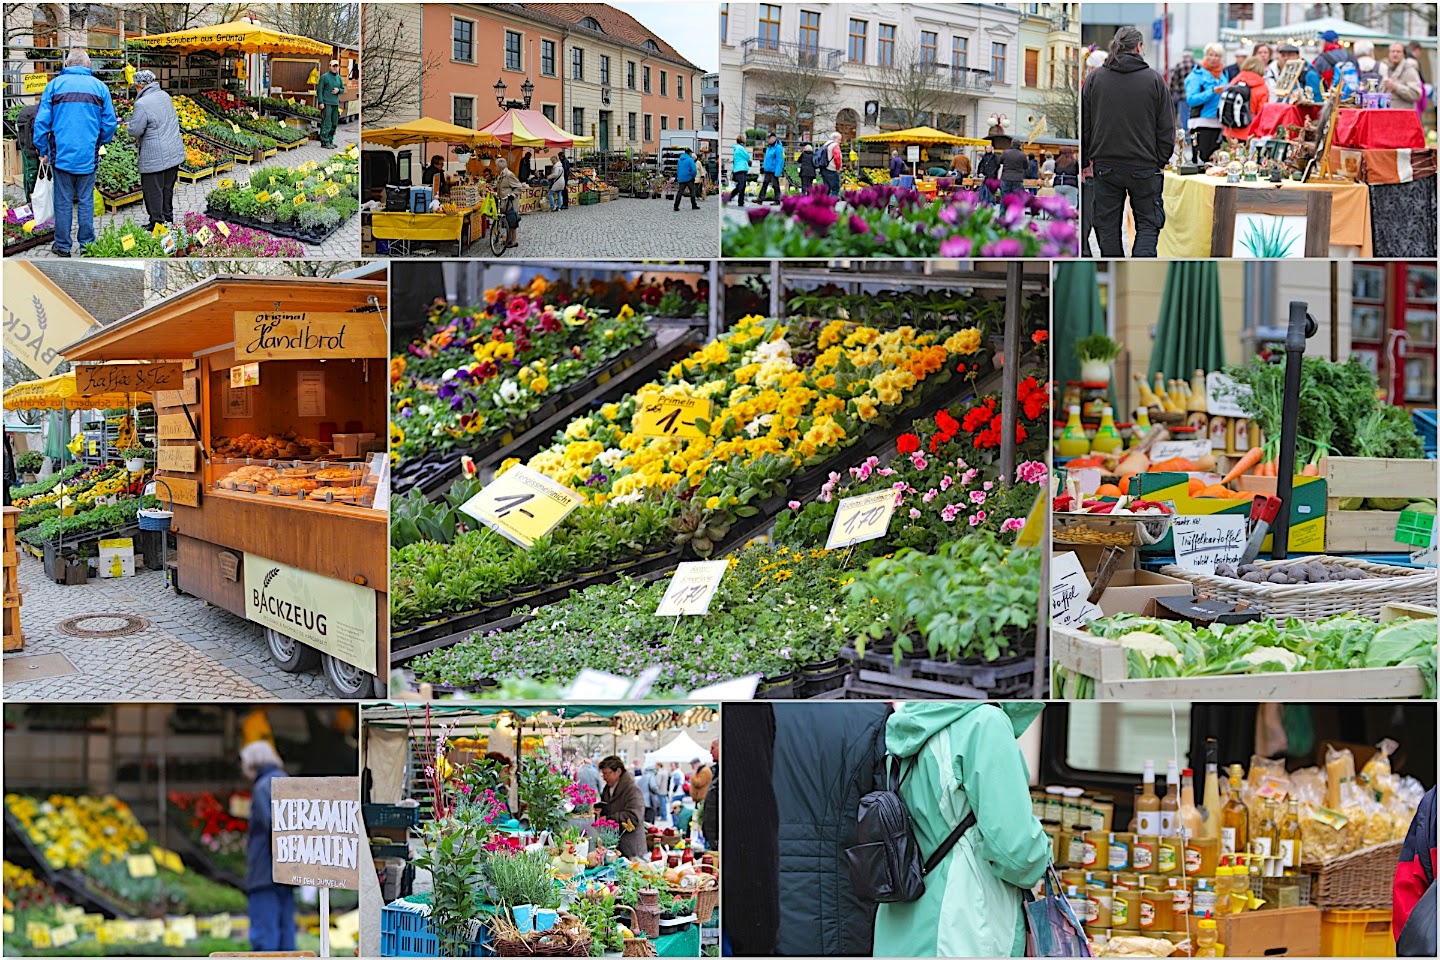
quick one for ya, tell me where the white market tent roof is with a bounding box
[644,730,709,767]
[1220,16,1397,43]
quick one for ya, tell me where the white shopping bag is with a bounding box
[30,159,54,225]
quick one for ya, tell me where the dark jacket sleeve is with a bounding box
[1395,787,1436,939]
[1154,73,1176,168]
[1080,79,1094,160]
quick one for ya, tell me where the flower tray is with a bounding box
[192,133,263,164]
[99,188,144,214]
[837,642,1039,700]
[163,808,247,890]
[178,165,215,183]
[212,158,235,174]
[4,233,49,256]
[391,548,683,665]
[201,204,355,247]
[393,332,670,498]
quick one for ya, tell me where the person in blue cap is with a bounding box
[1312,29,1355,88]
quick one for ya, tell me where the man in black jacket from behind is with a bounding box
[1082,26,1175,257]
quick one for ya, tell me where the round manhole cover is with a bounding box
[56,614,149,638]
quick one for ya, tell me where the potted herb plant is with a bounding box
[15,451,44,481]
[120,447,151,473]
[1075,333,1122,384]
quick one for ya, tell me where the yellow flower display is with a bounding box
[5,794,149,870]
[945,327,983,356]
[530,375,550,394]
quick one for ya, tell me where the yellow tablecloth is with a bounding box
[1158,171,1372,257]
[370,209,473,242]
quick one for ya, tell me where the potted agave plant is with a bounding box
[120,447,152,473]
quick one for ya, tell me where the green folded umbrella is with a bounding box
[1150,261,1226,382]
[1052,261,1104,390]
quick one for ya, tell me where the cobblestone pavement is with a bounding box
[4,553,330,701]
[429,191,720,260]
[6,121,360,261]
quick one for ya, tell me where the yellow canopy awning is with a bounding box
[362,117,501,149]
[3,372,151,411]
[130,20,332,55]
[860,127,988,146]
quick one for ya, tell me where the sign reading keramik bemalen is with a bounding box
[269,777,363,889]
[233,311,387,362]
[4,262,99,377]
[242,553,377,674]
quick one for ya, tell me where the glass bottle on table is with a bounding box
[1136,759,1161,836]
[1058,405,1091,458]
[1279,798,1303,877]
[1200,739,1222,842]
[1221,764,1248,857]
[1160,760,1180,838]
[1253,799,1278,877]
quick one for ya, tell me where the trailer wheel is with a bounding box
[322,654,381,699]
[266,626,321,672]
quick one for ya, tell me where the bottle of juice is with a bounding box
[1134,373,1159,409]
[1058,405,1090,459]
[1200,739,1222,842]
[1179,767,1204,841]
[1092,407,1123,455]
[1221,764,1249,856]
[1160,760,1180,838]
[1131,407,1153,443]
[1136,760,1161,835]
[1189,369,1209,411]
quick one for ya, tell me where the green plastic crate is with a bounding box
[1395,508,1437,547]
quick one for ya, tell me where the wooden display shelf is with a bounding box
[2,506,21,652]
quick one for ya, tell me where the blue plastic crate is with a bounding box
[364,803,421,829]
[1413,409,1437,459]
[380,898,491,957]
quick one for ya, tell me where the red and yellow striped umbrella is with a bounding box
[477,109,594,148]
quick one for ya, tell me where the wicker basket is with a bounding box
[623,938,658,958]
[1157,556,1438,621]
[1302,839,1403,909]
[666,864,719,922]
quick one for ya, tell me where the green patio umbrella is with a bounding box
[1052,262,1104,389]
[44,410,73,464]
[1150,261,1226,382]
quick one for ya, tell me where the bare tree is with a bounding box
[147,260,368,299]
[733,50,838,141]
[1037,62,1081,140]
[131,4,249,35]
[264,2,359,46]
[1329,3,1436,35]
[359,4,432,125]
[865,38,975,132]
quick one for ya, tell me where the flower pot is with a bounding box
[511,904,538,932]
[124,458,147,472]
[534,908,559,932]
[1079,359,1113,383]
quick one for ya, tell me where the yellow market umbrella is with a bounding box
[859,126,986,146]
[3,372,150,412]
[361,117,501,149]
[130,20,331,55]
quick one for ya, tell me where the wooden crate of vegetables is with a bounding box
[1050,612,1435,700]
[1323,456,1439,553]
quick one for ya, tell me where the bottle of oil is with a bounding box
[1189,369,1209,411]
[1160,761,1180,837]
[1221,764,1249,856]
[1280,798,1303,876]
[1136,760,1161,835]
[1200,739,1222,842]
[1253,799,1278,875]
[1093,407,1124,455]
[1058,405,1091,459]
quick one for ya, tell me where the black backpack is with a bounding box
[843,748,977,903]
[1220,81,1252,127]
[815,144,831,171]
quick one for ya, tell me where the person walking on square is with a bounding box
[730,135,752,205]
[820,132,843,196]
[1082,26,1174,258]
[316,58,345,148]
[673,147,700,210]
[33,49,116,257]
[798,142,818,194]
[127,69,185,232]
[758,132,784,204]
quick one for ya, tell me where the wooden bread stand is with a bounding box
[3,505,22,651]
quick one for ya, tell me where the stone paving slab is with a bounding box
[6,121,360,260]
[3,552,330,701]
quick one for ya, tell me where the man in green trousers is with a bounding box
[316,58,345,149]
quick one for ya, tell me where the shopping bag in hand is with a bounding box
[1024,864,1092,957]
[30,159,54,225]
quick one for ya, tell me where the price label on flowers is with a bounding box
[256,191,271,204]
[326,183,340,198]
[826,489,898,550]
[655,560,729,617]
[50,924,77,947]
[459,465,584,548]
[293,193,306,207]
[216,221,232,238]
[636,395,711,439]
[126,853,157,878]
[120,234,136,251]
[217,178,233,189]
[195,226,212,246]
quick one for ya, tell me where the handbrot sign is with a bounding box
[233,311,387,361]
[270,777,363,888]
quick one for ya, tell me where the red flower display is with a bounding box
[896,433,921,455]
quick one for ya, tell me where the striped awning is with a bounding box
[477,109,595,148]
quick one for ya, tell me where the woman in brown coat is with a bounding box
[598,756,648,858]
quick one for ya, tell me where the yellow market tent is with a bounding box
[859,127,988,147]
[361,117,501,149]
[129,20,332,55]
[3,372,150,412]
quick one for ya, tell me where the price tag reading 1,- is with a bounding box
[635,395,711,439]
[655,560,729,617]
[825,488,898,550]
[459,464,584,548]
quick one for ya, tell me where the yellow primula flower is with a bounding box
[944,328,983,356]
[498,457,522,476]
[853,394,880,421]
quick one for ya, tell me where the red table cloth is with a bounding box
[1250,102,1318,139]
[1332,109,1426,150]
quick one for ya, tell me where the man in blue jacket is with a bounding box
[757,132,784,204]
[673,147,700,211]
[33,49,116,257]
[243,740,295,952]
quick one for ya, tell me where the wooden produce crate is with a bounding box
[1218,905,1321,957]
[3,506,22,652]
[1050,623,1429,699]
[1324,457,1438,552]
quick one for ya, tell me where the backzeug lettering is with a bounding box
[252,567,328,636]
[245,313,348,354]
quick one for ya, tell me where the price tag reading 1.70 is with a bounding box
[655,560,729,617]
[825,488,898,550]
[636,395,711,439]
[459,464,584,548]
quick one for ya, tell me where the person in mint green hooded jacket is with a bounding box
[873,701,1051,958]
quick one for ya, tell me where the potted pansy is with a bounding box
[120,447,152,473]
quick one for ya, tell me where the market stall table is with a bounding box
[369,204,485,256]
[1250,102,1319,139]
[1156,170,1372,257]
[1332,108,1427,150]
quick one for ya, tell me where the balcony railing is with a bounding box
[890,60,993,93]
[741,37,843,74]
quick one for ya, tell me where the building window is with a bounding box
[1262,4,1283,28]
[600,54,610,85]
[720,3,728,43]
[758,4,781,49]
[677,76,683,100]
[571,46,584,80]
[644,113,653,140]
[627,61,636,89]
[991,42,1007,81]
[848,19,866,63]
[541,39,556,76]
[504,30,522,71]
[452,94,474,128]
[452,17,474,63]
[542,103,557,122]
[920,30,937,64]
[799,10,820,56]
[643,65,651,92]
[1024,47,1039,86]
[572,106,584,135]
[677,116,684,129]
[660,70,668,96]
[953,36,968,68]
[628,112,637,139]
[580,16,602,31]
[878,24,896,67]
[661,115,668,131]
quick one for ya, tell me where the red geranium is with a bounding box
[896,433,921,455]
[934,409,960,441]
[1032,330,1049,345]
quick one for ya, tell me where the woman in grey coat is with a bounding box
[127,70,186,230]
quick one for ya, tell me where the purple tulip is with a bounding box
[939,236,973,258]
[981,238,1025,257]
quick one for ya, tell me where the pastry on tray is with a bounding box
[268,478,319,496]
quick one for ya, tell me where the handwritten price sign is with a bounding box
[459,465,584,548]
[216,221,232,238]
[1171,514,1247,574]
[217,178,234,189]
[636,396,711,439]
[126,854,157,878]
[826,489,898,550]
[655,560,729,617]
[255,190,271,204]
